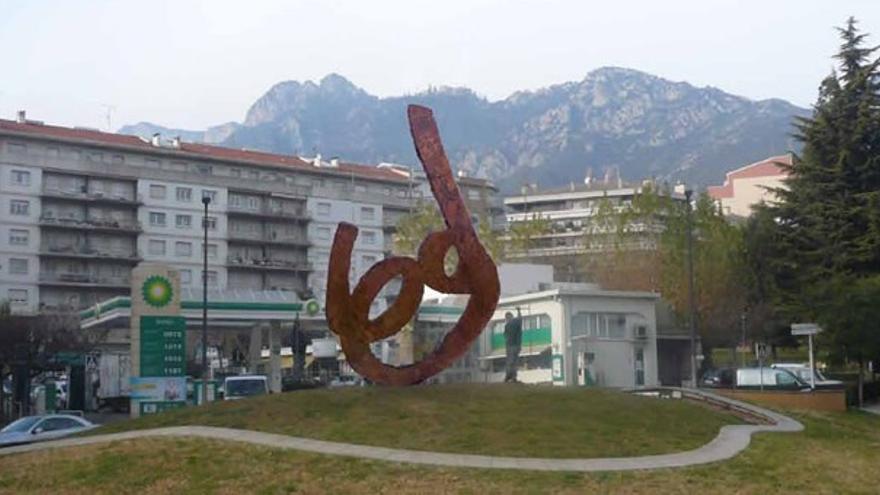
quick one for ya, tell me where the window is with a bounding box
[180,269,192,285]
[196,164,212,175]
[112,155,124,164]
[9,258,28,275]
[203,270,218,287]
[317,202,331,216]
[10,200,29,216]
[317,227,331,240]
[361,231,376,245]
[148,240,166,256]
[202,190,217,203]
[7,143,25,154]
[361,207,375,221]
[11,170,31,186]
[175,214,191,228]
[176,187,192,202]
[149,212,166,227]
[203,244,218,259]
[230,168,241,178]
[175,241,192,257]
[202,217,217,230]
[467,189,481,200]
[7,289,27,304]
[38,417,83,432]
[9,229,28,246]
[149,184,166,199]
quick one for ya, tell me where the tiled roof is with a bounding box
[0,118,409,183]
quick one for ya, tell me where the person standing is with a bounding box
[504,307,523,383]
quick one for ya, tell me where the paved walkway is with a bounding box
[862,402,880,415]
[0,389,803,472]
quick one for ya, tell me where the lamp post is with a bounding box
[684,188,698,387]
[201,195,211,405]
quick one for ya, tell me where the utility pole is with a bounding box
[201,195,211,405]
[685,188,698,387]
[740,311,747,367]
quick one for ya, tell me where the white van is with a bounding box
[735,367,808,390]
[223,375,269,400]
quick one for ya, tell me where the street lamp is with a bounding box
[684,188,698,387]
[201,195,211,405]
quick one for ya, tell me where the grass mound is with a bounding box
[92,384,738,458]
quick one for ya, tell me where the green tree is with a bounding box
[393,200,505,266]
[586,186,748,364]
[768,18,880,403]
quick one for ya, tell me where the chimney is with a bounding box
[16,110,26,124]
[151,133,161,147]
[569,181,575,191]
[330,157,339,168]
[171,136,181,149]
[313,153,322,167]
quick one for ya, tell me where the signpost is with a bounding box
[791,323,822,390]
[754,342,768,391]
[130,265,184,417]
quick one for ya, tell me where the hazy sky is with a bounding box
[1,0,878,131]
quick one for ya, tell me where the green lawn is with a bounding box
[87,384,739,458]
[1,410,878,494]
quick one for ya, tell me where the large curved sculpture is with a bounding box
[326,105,500,385]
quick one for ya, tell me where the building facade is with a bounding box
[0,113,500,318]
[707,154,792,217]
[503,181,685,282]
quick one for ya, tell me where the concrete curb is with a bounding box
[0,388,803,472]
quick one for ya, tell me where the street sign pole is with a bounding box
[791,323,822,391]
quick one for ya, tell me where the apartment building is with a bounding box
[504,181,685,282]
[707,153,791,217]
[0,112,501,318]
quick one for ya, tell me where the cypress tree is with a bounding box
[771,18,880,389]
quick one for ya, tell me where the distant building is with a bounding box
[503,181,685,282]
[707,154,792,217]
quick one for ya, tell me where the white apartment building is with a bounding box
[0,162,42,313]
[504,181,685,282]
[0,112,501,319]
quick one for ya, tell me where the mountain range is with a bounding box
[120,67,810,192]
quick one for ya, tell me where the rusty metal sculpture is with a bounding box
[326,105,500,386]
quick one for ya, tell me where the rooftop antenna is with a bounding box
[100,104,116,131]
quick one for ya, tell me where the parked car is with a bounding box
[736,367,810,390]
[223,375,268,400]
[771,363,844,388]
[0,414,96,448]
[701,368,736,388]
[329,375,363,388]
[701,367,810,390]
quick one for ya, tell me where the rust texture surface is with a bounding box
[325,105,500,385]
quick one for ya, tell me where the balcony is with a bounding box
[40,245,142,263]
[226,203,311,222]
[227,231,311,248]
[40,189,142,206]
[227,256,313,272]
[382,216,400,232]
[38,273,130,289]
[39,216,142,234]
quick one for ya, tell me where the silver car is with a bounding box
[0,414,96,447]
[771,363,844,388]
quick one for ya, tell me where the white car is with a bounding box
[771,363,844,388]
[0,414,96,448]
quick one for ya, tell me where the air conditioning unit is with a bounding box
[634,325,648,339]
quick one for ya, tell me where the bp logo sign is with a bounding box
[142,275,173,308]
[304,299,320,316]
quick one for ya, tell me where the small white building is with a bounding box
[480,284,659,388]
